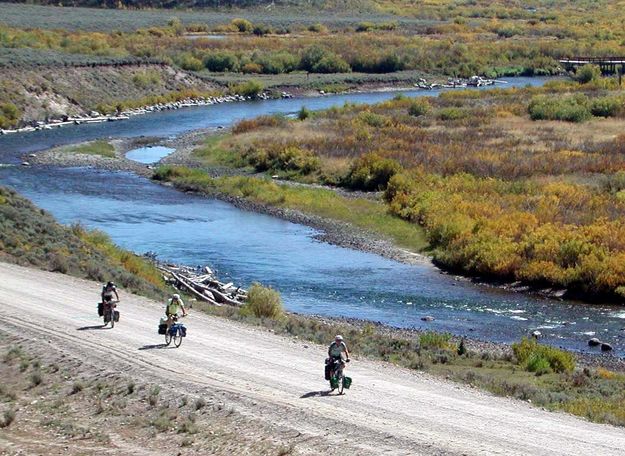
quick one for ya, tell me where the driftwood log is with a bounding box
[156,262,247,307]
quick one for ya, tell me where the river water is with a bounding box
[2,77,624,355]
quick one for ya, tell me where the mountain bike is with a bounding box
[165,315,186,348]
[102,300,120,328]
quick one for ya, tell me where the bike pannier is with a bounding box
[179,326,187,337]
[97,302,104,317]
[158,324,167,335]
[114,310,120,322]
[324,363,331,380]
[343,376,352,389]
[330,377,339,389]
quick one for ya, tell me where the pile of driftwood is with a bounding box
[155,261,248,307]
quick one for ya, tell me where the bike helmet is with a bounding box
[335,335,344,341]
[107,281,115,287]
[172,293,180,300]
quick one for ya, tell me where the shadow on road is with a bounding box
[77,325,108,331]
[138,343,171,350]
[300,390,331,399]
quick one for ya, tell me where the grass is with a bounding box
[64,141,116,158]
[153,166,428,252]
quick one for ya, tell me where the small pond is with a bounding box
[126,146,175,164]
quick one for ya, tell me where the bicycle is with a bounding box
[326,357,351,395]
[165,315,187,348]
[102,300,120,328]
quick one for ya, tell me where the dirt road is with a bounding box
[1,262,624,455]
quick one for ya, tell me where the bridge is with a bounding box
[559,57,625,75]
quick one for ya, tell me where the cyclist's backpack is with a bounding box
[97,302,104,317]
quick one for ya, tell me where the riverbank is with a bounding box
[28,132,603,303]
[5,182,625,431]
[28,134,430,266]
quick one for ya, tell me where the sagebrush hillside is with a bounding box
[0,64,219,125]
[0,186,165,298]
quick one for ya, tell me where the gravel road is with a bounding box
[1,262,624,455]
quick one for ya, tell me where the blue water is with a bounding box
[126,146,175,164]
[2,77,624,355]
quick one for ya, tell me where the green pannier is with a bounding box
[343,376,352,389]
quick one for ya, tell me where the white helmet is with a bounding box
[335,335,344,341]
[172,294,180,300]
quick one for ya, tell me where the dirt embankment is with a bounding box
[0,63,219,124]
[2,261,625,455]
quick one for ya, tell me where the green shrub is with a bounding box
[528,95,592,122]
[344,152,401,191]
[590,96,624,118]
[574,64,601,84]
[437,107,469,121]
[231,18,253,33]
[356,22,375,32]
[300,46,350,73]
[512,337,575,373]
[298,106,311,121]
[0,102,20,128]
[419,332,453,350]
[253,24,272,36]
[357,111,387,127]
[526,353,552,375]
[230,80,263,98]
[203,52,239,72]
[408,99,430,117]
[176,53,203,72]
[308,23,328,33]
[241,283,283,319]
[254,51,299,74]
[246,145,320,175]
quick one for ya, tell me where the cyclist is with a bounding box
[326,335,350,385]
[165,293,187,329]
[101,281,119,304]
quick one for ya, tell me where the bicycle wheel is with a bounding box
[109,308,115,329]
[165,331,172,346]
[338,374,345,395]
[174,331,183,348]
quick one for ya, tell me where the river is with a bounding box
[2,77,624,355]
